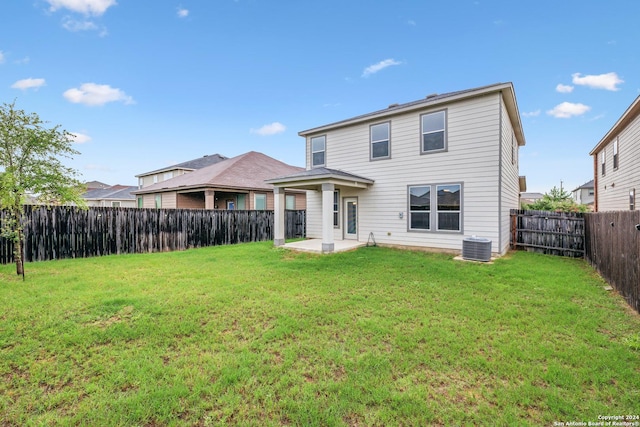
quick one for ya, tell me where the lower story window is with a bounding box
[409,186,431,230]
[255,193,266,210]
[630,189,636,211]
[408,183,462,232]
[154,194,161,209]
[333,190,340,227]
[437,184,461,231]
[137,197,143,208]
[286,194,296,210]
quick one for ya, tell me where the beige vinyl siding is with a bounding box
[142,194,155,209]
[306,93,506,253]
[499,95,521,254]
[161,192,177,209]
[596,113,640,211]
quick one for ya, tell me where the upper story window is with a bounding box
[153,175,158,184]
[421,110,447,154]
[163,171,173,181]
[601,151,606,176]
[311,135,326,167]
[613,138,619,170]
[370,122,390,160]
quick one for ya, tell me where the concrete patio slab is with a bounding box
[282,239,367,254]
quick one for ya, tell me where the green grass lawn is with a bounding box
[1,242,639,426]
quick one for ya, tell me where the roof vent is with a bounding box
[388,103,399,108]
[426,93,438,99]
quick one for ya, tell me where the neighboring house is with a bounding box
[82,185,138,208]
[589,94,640,212]
[132,151,306,210]
[520,192,544,207]
[136,154,228,189]
[84,180,111,191]
[267,82,526,255]
[571,180,594,206]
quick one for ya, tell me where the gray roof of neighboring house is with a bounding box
[84,180,111,190]
[133,151,304,194]
[83,185,137,200]
[572,180,594,191]
[298,82,526,147]
[136,153,228,177]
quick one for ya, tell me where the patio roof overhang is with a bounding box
[265,167,374,191]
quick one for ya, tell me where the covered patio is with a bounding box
[266,167,375,253]
[282,239,366,253]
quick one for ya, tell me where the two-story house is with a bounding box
[267,82,526,255]
[589,94,640,211]
[133,151,306,210]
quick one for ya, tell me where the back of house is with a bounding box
[269,82,526,256]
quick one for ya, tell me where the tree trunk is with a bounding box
[15,230,24,277]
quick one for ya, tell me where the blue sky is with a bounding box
[1,0,639,193]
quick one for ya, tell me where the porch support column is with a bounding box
[205,190,215,210]
[321,183,335,253]
[273,186,285,247]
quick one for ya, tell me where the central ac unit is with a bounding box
[462,237,492,262]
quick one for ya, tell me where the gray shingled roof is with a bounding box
[136,153,228,177]
[299,82,514,136]
[133,151,304,194]
[266,167,374,184]
[83,185,137,200]
[572,180,594,191]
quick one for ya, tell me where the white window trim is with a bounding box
[613,137,619,170]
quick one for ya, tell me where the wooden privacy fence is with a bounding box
[584,210,640,314]
[510,208,639,314]
[510,209,585,257]
[0,205,306,264]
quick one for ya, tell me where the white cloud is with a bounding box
[0,51,5,64]
[11,78,46,90]
[46,0,117,16]
[63,83,134,106]
[556,84,574,93]
[407,20,416,26]
[84,163,111,171]
[70,132,92,143]
[547,102,591,118]
[250,122,286,136]
[177,7,189,17]
[522,109,541,118]
[571,72,623,91]
[62,17,98,31]
[15,56,30,65]
[362,59,402,78]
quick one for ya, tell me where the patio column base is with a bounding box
[322,243,334,253]
[274,238,285,246]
